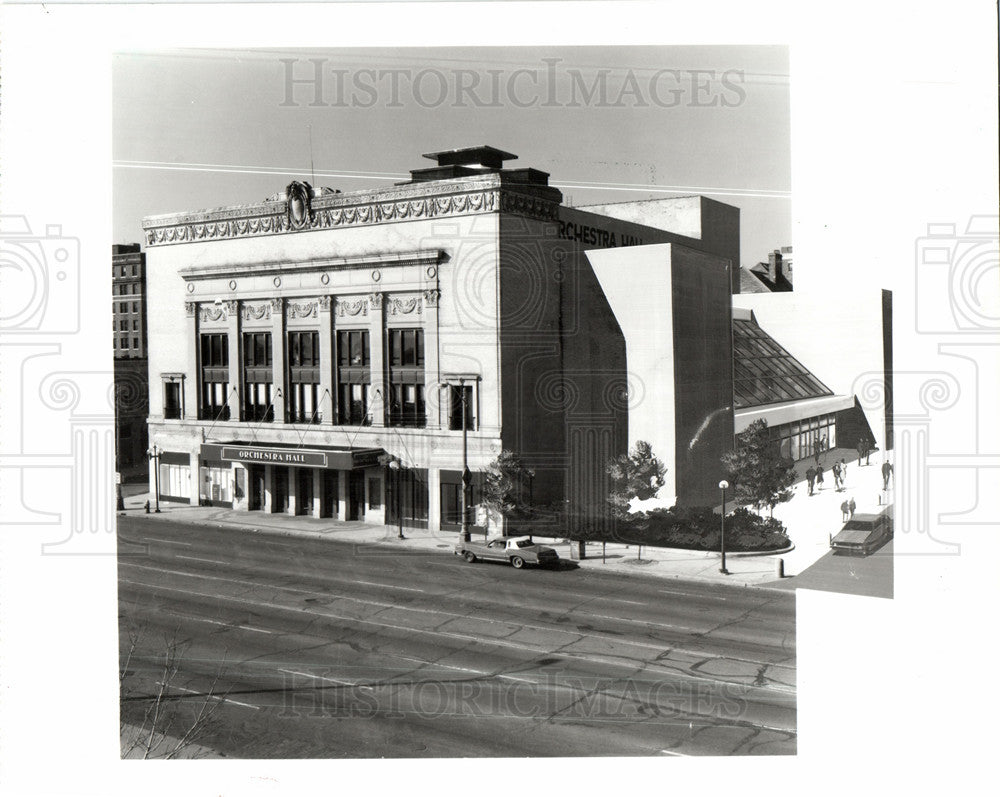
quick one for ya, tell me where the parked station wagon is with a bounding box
[455,535,560,568]
[831,507,893,556]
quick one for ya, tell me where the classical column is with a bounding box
[318,295,334,425]
[336,471,349,521]
[311,469,323,518]
[427,467,442,532]
[184,302,198,419]
[270,298,286,423]
[263,465,274,513]
[368,292,386,427]
[423,288,441,429]
[226,301,241,421]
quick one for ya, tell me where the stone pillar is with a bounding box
[311,469,322,518]
[263,464,274,513]
[226,301,241,421]
[427,467,442,532]
[368,292,386,427]
[184,302,198,419]
[423,289,441,429]
[318,295,334,425]
[270,298,286,423]
[287,475,298,516]
[188,451,201,506]
[336,471,349,521]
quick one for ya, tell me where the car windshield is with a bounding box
[515,539,535,548]
[843,521,876,531]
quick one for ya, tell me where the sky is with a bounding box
[113,45,790,268]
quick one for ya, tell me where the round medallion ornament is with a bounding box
[285,180,314,230]
[273,276,282,288]
[371,269,382,283]
[228,279,238,291]
[320,272,330,285]
[426,266,437,279]
[186,283,195,293]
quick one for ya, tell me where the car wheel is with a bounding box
[510,556,525,569]
[463,551,476,563]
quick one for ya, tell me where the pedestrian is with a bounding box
[856,439,864,466]
[816,464,825,490]
[882,460,893,490]
[840,500,850,522]
[865,440,874,466]
[813,445,821,465]
[832,461,842,491]
[848,497,856,518]
[806,466,817,496]
[840,458,848,488]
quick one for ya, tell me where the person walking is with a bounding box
[848,497,857,518]
[856,439,865,466]
[840,499,850,522]
[832,461,842,491]
[882,460,894,490]
[840,458,848,488]
[816,464,825,491]
[806,466,817,496]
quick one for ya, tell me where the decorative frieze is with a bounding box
[242,302,271,321]
[199,304,227,323]
[335,297,369,318]
[388,296,422,316]
[286,300,319,319]
[143,180,559,246]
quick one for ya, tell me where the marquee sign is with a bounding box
[220,446,328,468]
[202,442,385,471]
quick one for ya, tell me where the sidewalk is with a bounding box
[120,446,893,592]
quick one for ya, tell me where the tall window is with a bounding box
[337,329,370,425]
[199,333,230,420]
[388,328,425,427]
[163,381,182,420]
[287,330,320,424]
[448,384,475,431]
[243,332,273,422]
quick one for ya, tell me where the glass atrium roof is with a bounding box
[732,317,834,409]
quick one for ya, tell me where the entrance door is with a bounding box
[321,471,338,518]
[273,467,289,513]
[348,470,365,521]
[297,468,313,516]
[248,465,265,511]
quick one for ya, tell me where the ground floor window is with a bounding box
[767,413,838,461]
[439,470,484,531]
[201,463,234,505]
[385,467,428,528]
[158,462,191,501]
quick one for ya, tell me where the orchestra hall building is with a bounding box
[142,145,887,533]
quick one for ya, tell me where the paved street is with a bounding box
[118,516,796,757]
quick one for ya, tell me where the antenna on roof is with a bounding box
[308,124,315,187]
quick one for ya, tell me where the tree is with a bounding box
[722,419,796,517]
[481,450,536,534]
[606,440,667,519]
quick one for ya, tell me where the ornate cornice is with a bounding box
[143,175,560,247]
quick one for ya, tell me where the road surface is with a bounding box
[118,516,796,757]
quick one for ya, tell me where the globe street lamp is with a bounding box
[719,479,730,575]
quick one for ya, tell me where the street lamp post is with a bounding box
[719,479,730,574]
[379,453,405,540]
[459,377,471,544]
[147,445,161,513]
